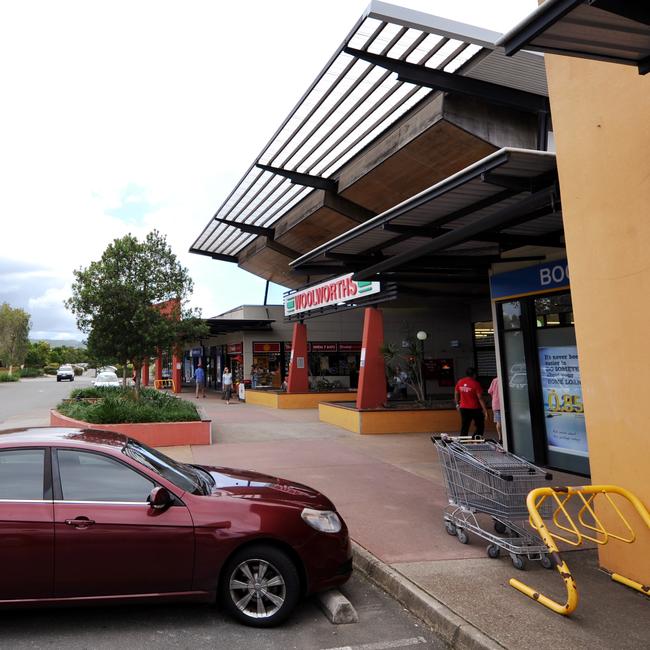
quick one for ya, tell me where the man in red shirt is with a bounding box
[454,367,489,438]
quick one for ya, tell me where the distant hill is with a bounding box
[29,338,85,349]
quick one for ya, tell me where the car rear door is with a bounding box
[0,447,53,600]
[52,447,194,598]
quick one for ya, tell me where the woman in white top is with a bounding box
[222,367,233,405]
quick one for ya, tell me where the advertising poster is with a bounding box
[538,346,588,457]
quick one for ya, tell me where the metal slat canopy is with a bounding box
[291,148,562,281]
[499,0,650,75]
[190,1,548,264]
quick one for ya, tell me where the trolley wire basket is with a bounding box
[434,435,554,569]
[436,436,553,519]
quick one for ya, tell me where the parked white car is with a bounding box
[93,371,120,388]
[56,365,75,382]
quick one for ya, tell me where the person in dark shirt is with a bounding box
[454,367,488,438]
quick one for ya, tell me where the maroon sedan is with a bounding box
[0,427,352,626]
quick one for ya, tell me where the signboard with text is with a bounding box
[284,273,381,317]
[538,345,588,458]
[490,259,569,300]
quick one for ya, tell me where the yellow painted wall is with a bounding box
[318,403,474,435]
[245,390,279,408]
[246,390,357,409]
[545,55,650,583]
[359,409,460,435]
[319,403,361,432]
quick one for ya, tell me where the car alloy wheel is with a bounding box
[221,544,300,627]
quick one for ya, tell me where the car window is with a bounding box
[57,449,154,502]
[0,449,45,500]
[96,373,118,382]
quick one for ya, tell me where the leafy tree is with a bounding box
[66,230,207,396]
[0,303,31,374]
[25,340,51,368]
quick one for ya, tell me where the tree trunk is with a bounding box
[123,361,128,388]
[133,360,142,399]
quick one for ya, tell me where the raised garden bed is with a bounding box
[52,386,211,447]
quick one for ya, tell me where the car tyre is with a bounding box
[220,544,300,628]
[57,377,61,382]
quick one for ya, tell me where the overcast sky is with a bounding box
[0,0,537,341]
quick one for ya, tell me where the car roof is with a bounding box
[0,427,128,449]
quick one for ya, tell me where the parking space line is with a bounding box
[321,636,429,650]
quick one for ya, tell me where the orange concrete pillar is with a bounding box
[287,322,309,393]
[142,357,149,387]
[155,349,163,382]
[356,307,385,409]
[172,347,182,394]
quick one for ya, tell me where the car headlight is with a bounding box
[301,508,342,533]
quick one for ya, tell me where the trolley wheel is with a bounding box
[444,521,457,536]
[540,554,554,570]
[486,544,501,559]
[493,520,507,535]
[456,529,469,545]
[511,555,526,570]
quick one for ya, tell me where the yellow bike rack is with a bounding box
[153,378,176,392]
[510,484,650,615]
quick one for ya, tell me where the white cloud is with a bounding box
[0,0,537,338]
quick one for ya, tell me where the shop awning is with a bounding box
[291,148,562,283]
[190,1,549,267]
[499,0,650,75]
[206,319,274,335]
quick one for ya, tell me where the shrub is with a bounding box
[44,364,59,375]
[73,366,84,376]
[20,367,44,378]
[58,387,200,424]
[0,372,19,382]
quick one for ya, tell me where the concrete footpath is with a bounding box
[164,393,648,650]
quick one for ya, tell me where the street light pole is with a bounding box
[416,330,428,403]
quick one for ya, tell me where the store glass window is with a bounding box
[502,329,535,462]
[473,321,496,380]
[502,301,522,330]
[535,294,574,328]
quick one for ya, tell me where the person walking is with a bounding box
[454,367,488,438]
[488,375,502,443]
[194,361,206,398]
[394,365,408,400]
[222,366,233,405]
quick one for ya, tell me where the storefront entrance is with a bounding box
[498,290,589,475]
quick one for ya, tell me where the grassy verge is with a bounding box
[58,387,200,424]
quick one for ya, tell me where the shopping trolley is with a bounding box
[434,434,554,569]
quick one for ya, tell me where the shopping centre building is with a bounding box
[190,0,650,584]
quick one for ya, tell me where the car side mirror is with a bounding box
[148,486,172,511]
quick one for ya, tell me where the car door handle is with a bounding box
[65,517,96,528]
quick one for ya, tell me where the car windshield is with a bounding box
[122,439,202,495]
[60,366,72,371]
[96,373,118,382]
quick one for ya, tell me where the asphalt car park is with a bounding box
[0,573,443,650]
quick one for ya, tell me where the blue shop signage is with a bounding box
[490,259,569,300]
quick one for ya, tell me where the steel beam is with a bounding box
[188,248,238,264]
[353,189,556,280]
[500,0,581,56]
[256,163,338,192]
[323,191,377,223]
[265,238,302,259]
[591,1,650,27]
[214,217,275,237]
[344,47,550,113]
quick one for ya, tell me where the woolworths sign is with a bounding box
[284,273,381,317]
